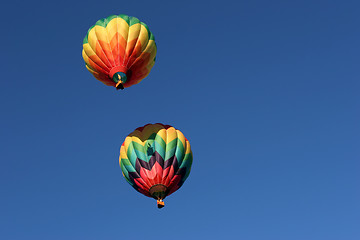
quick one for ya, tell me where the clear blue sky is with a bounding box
[1,0,359,239]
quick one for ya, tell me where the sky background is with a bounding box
[1,0,359,239]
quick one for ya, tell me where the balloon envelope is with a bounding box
[119,123,193,207]
[82,14,157,89]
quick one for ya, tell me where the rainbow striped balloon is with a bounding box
[82,14,157,89]
[119,123,193,208]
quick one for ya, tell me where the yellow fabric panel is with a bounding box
[123,137,134,155]
[137,25,150,52]
[131,135,146,148]
[185,140,191,154]
[89,26,112,66]
[83,43,96,57]
[106,17,129,44]
[175,130,186,150]
[105,18,118,40]
[93,26,108,43]
[130,135,146,146]
[157,129,167,143]
[143,40,157,55]
[83,44,109,71]
[145,40,157,58]
[125,23,141,59]
[119,145,127,165]
[94,26,114,64]
[128,23,141,42]
[87,27,100,53]
[82,50,89,64]
[138,40,156,68]
[165,127,177,144]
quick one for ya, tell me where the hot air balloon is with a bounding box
[82,14,157,90]
[119,123,193,208]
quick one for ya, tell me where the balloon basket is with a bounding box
[157,200,165,209]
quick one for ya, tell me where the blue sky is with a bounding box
[1,0,359,239]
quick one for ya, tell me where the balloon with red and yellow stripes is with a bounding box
[82,14,157,90]
[119,123,193,208]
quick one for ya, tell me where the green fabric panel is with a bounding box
[121,157,137,183]
[180,153,193,169]
[126,142,137,168]
[120,161,130,179]
[121,167,134,186]
[120,157,131,167]
[180,153,193,181]
[165,138,178,161]
[175,138,185,165]
[120,158,137,181]
[154,134,166,149]
[129,16,140,26]
[106,15,119,24]
[118,14,130,24]
[166,139,178,152]
[83,25,95,44]
[95,18,106,27]
[132,142,147,161]
[154,135,166,160]
[144,139,155,161]
[120,159,135,186]
[149,32,155,41]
